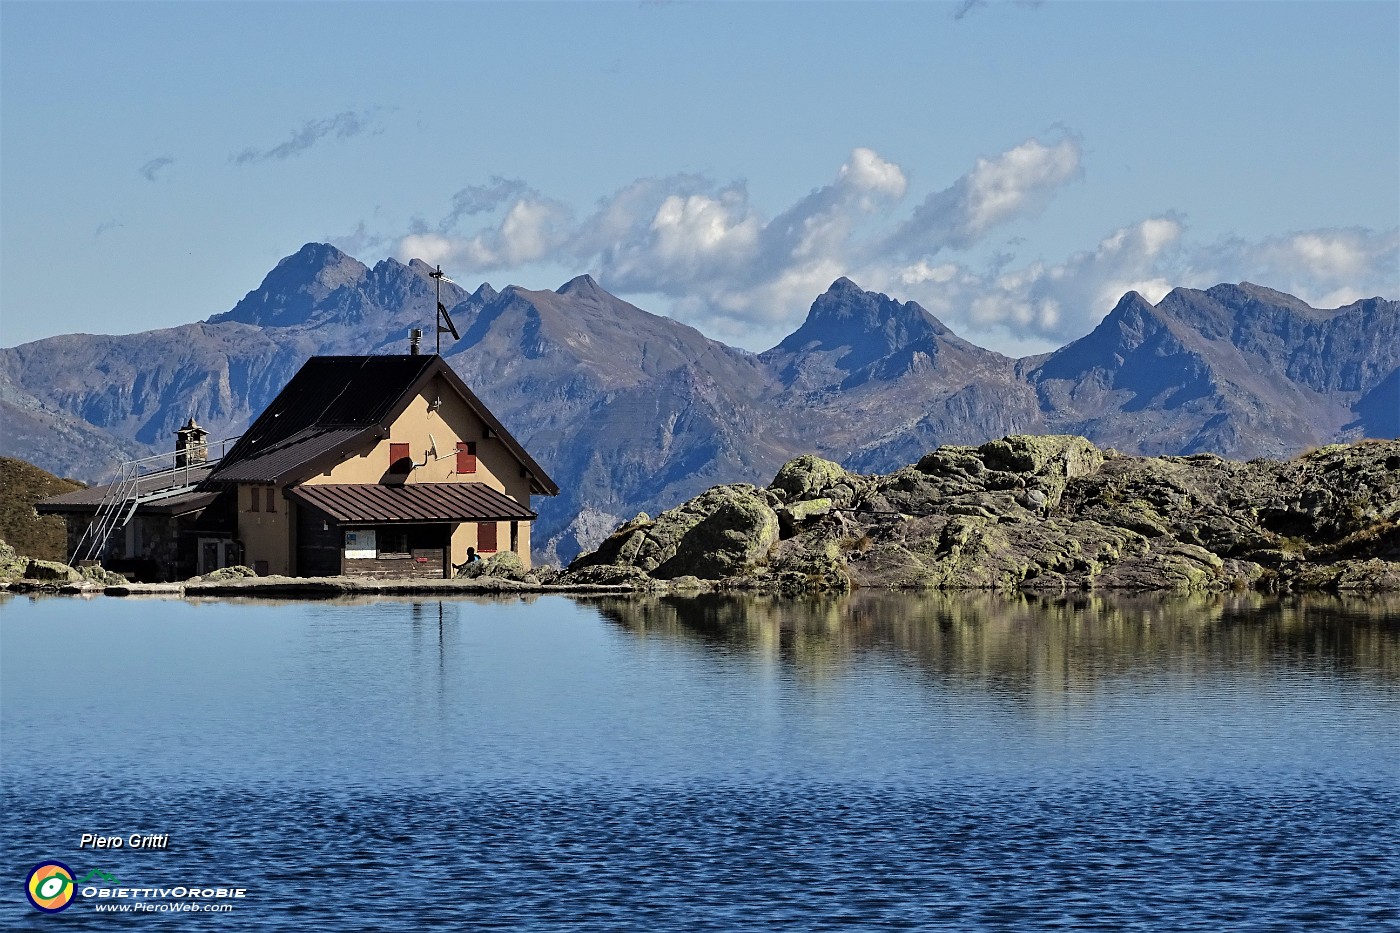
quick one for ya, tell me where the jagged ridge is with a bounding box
[1,242,1395,565]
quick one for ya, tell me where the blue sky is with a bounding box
[2,1,1396,355]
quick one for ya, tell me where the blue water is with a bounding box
[3,592,1398,930]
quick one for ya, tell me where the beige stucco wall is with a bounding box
[448,519,531,570]
[296,374,537,570]
[236,484,293,575]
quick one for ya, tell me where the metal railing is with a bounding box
[70,436,241,565]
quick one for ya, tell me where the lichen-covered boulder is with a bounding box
[23,559,81,583]
[977,435,1104,478]
[653,486,781,579]
[457,550,529,581]
[205,565,258,581]
[570,484,780,581]
[567,513,656,571]
[0,539,27,581]
[79,564,127,585]
[562,564,666,590]
[776,497,834,537]
[770,455,855,503]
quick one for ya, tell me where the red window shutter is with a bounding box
[456,441,477,474]
[390,442,411,473]
[477,521,497,553]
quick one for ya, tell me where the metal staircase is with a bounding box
[70,437,240,565]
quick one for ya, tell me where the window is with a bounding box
[378,528,410,557]
[265,487,277,513]
[389,442,412,473]
[248,486,259,512]
[477,521,497,553]
[456,441,477,474]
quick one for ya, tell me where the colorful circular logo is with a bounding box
[26,861,76,913]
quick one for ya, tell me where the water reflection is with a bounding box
[591,592,1400,699]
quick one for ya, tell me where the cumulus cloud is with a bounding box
[139,156,174,182]
[234,109,379,164]
[879,219,1399,353]
[1183,228,1400,309]
[385,138,1396,353]
[401,196,575,269]
[883,132,1082,258]
[891,215,1187,346]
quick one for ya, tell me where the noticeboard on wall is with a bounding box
[344,529,376,559]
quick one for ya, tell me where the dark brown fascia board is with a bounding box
[35,502,93,514]
[382,356,560,497]
[35,496,219,517]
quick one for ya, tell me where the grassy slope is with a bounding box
[0,456,83,561]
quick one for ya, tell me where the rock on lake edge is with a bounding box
[566,435,1400,595]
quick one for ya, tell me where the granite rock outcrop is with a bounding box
[564,436,1400,593]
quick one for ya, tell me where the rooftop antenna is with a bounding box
[428,265,461,354]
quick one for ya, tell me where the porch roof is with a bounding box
[287,482,536,524]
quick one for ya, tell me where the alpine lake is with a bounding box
[2,590,1397,931]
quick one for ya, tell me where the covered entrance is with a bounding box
[288,482,536,579]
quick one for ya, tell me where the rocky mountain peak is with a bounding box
[772,278,949,356]
[1206,281,1317,314]
[4,241,1392,566]
[210,242,368,326]
[556,274,604,298]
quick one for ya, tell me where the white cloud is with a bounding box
[841,147,908,200]
[399,198,575,270]
[883,133,1082,257]
[649,192,760,268]
[1183,228,1398,307]
[388,140,1396,354]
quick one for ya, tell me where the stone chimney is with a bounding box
[175,417,209,467]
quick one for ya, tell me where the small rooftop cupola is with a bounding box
[175,417,209,467]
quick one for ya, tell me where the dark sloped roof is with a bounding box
[288,483,536,524]
[206,355,558,495]
[38,463,219,515]
[206,427,378,485]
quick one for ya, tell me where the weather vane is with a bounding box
[428,265,461,354]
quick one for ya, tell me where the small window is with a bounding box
[389,442,412,473]
[265,487,277,513]
[456,441,477,474]
[477,521,497,553]
[248,487,260,512]
[378,528,410,557]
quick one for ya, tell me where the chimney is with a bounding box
[409,327,423,355]
[175,417,209,468]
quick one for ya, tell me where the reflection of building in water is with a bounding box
[591,593,1400,702]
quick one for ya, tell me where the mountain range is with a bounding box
[2,243,1395,563]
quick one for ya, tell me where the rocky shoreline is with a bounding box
[566,435,1400,595]
[4,435,1397,599]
